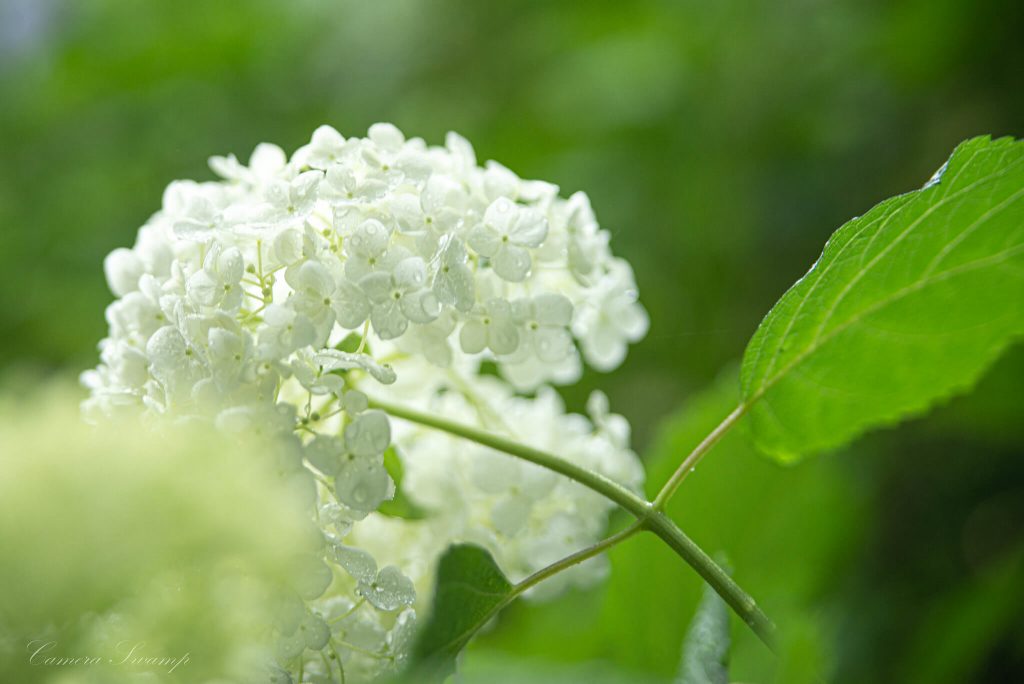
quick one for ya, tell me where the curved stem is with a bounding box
[370,396,776,650]
[652,403,748,510]
[368,397,653,520]
[513,520,644,595]
[417,522,646,678]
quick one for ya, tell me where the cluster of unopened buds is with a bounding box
[83,123,649,682]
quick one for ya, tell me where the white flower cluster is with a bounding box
[82,124,648,682]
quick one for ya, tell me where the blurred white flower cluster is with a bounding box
[83,124,648,682]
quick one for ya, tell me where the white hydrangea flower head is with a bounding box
[83,123,649,682]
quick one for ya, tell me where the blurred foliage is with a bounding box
[1,0,1022,681]
[409,544,514,681]
[0,386,319,683]
[676,573,731,684]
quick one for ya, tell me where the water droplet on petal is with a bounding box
[358,565,415,611]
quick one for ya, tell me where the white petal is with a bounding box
[370,302,408,340]
[272,228,303,265]
[459,320,487,354]
[508,207,548,247]
[470,453,521,493]
[287,260,334,296]
[467,223,501,257]
[439,235,467,265]
[332,279,370,329]
[249,142,287,175]
[618,301,650,340]
[208,326,242,360]
[483,197,517,233]
[314,349,396,385]
[493,245,531,282]
[344,410,391,457]
[335,458,389,512]
[492,496,532,536]
[327,541,378,583]
[146,325,187,368]
[359,565,415,611]
[533,327,573,362]
[400,290,440,324]
[343,389,369,413]
[305,436,343,474]
[445,131,477,167]
[290,171,322,210]
[393,257,426,291]
[290,314,318,350]
[483,162,520,201]
[349,219,390,258]
[312,124,345,147]
[422,174,466,215]
[488,320,520,355]
[186,269,219,306]
[304,125,346,168]
[486,297,513,318]
[368,123,405,151]
[262,303,294,326]
[359,272,394,304]
[300,613,330,650]
[583,325,627,371]
[276,631,305,660]
[434,264,475,312]
[533,293,573,326]
[293,556,333,600]
[103,248,143,296]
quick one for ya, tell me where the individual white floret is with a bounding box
[573,259,650,371]
[468,197,548,281]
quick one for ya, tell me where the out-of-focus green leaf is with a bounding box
[741,136,1024,463]
[676,580,730,684]
[925,345,1024,447]
[459,651,665,683]
[378,445,428,520]
[409,544,513,681]
[895,545,1024,683]
[334,331,366,354]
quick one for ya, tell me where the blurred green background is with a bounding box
[1,0,1022,681]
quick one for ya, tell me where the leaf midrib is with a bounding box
[746,240,1024,408]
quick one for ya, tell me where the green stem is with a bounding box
[642,512,776,649]
[368,397,652,520]
[652,403,748,510]
[369,396,776,650]
[513,520,644,595]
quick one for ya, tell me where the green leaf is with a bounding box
[676,578,731,684]
[334,331,365,353]
[741,136,1024,462]
[408,544,514,681]
[377,446,428,520]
